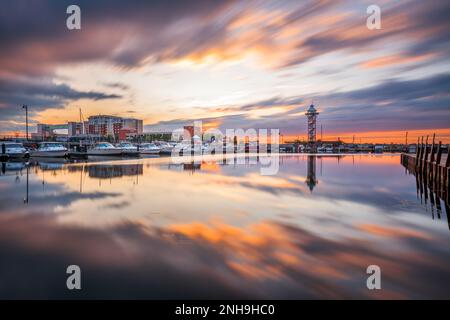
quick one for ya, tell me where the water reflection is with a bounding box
[306,155,318,191]
[88,164,143,179]
[404,163,450,230]
[0,154,449,299]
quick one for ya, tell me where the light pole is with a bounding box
[22,105,28,140]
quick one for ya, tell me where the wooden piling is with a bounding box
[446,147,450,168]
[418,136,424,171]
[419,136,424,161]
[430,133,436,163]
[424,135,429,161]
[422,135,429,175]
[436,141,443,165]
[415,137,420,166]
[402,138,449,192]
[429,134,436,182]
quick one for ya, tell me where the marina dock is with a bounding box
[401,135,450,192]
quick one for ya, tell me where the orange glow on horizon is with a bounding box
[282,128,450,144]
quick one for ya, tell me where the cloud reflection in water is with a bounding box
[0,154,449,299]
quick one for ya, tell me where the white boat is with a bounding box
[31,142,68,158]
[139,143,161,155]
[175,142,195,155]
[87,142,123,156]
[117,142,139,156]
[154,141,174,155]
[1,142,29,158]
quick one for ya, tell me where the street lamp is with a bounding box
[22,105,28,140]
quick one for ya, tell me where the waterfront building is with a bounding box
[87,115,143,136]
[68,122,84,136]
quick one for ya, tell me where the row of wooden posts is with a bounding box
[414,133,450,191]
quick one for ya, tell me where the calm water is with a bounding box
[0,154,449,299]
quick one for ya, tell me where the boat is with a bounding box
[174,142,197,155]
[317,146,326,153]
[154,141,174,155]
[87,142,123,156]
[139,143,161,155]
[30,142,68,158]
[1,142,29,158]
[117,142,140,156]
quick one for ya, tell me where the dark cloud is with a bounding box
[282,0,450,68]
[1,0,447,74]
[101,82,130,91]
[0,76,121,131]
[0,77,121,103]
[0,0,237,75]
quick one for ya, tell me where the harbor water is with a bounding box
[0,154,449,299]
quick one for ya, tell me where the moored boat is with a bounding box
[117,142,140,156]
[139,143,161,155]
[1,142,29,158]
[87,142,123,156]
[30,142,68,158]
[154,141,174,155]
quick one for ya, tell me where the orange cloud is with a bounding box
[357,224,432,240]
[360,53,434,69]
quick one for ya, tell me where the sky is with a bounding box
[0,0,449,143]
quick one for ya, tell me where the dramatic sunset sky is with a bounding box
[0,0,449,142]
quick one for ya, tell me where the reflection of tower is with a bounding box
[305,155,318,192]
[305,103,319,150]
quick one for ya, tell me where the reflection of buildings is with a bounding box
[164,162,202,172]
[183,162,201,172]
[305,155,318,192]
[88,164,143,179]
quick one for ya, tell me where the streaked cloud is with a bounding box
[145,73,450,139]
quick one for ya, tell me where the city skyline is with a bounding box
[1,0,450,143]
